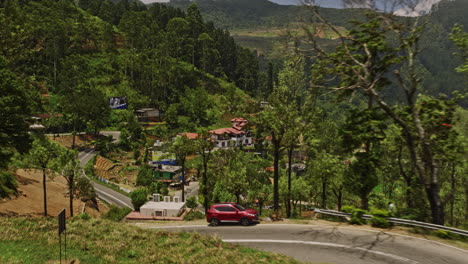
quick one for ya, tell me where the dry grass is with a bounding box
[0,217,302,264]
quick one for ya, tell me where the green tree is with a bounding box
[210,149,249,204]
[24,135,61,216]
[450,24,468,75]
[75,176,98,208]
[131,188,148,211]
[56,148,80,217]
[171,134,195,202]
[0,56,31,171]
[256,52,309,214]
[136,165,153,187]
[0,172,17,198]
[194,129,213,213]
[307,2,455,224]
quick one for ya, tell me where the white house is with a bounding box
[140,194,185,217]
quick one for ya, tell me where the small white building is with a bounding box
[140,194,185,217]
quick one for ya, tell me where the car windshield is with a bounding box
[234,204,246,211]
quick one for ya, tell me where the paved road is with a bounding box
[141,224,468,264]
[100,131,121,143]
[78,148,133,209]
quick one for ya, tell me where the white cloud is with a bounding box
[394,0,443,16]
[140,0,170,5]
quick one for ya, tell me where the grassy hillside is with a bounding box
[0,216,301,264]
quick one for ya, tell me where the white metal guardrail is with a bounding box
[315,209,468,237]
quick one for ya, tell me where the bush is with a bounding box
[84,155,96,178]
[148,181,163,196]
[371,216,392,228]
[104,205,132,221]
[370,208,390,218]
[341,205,355,213]
[350,208,367,225]
[185,196,198,209]
[0,171,18,198]
[78,212,91,220]
[184,210,205,221]
[434,229,454,239]
[398,208,426,221]
[130,188,148,211]
[341,206,367,225]
[136,166,153,187]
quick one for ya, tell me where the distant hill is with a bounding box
[166,0,467,100]
[166,0,361,29]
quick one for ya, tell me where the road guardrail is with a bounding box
[315,208,468,237]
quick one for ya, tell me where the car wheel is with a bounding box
[240,217,250,226]
[210,218,220,227]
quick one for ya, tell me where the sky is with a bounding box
[140,0,444,16]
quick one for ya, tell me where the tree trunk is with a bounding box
[181,160,185,202]
[372,91,444,224]
[361,195,369,211]
[43,169,47,216]
[69,179,74,217]
[273,140,280,212]
[72,131,76,150]
[203,160,208,214]
[449,164,456,226]
[426,183,444,225]
[287,147,293,217]
[321,179,327,209]
[465,176,468,224]
[337,188,343,211]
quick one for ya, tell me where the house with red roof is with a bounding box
[210,118,253,149]
[174,118,253,149]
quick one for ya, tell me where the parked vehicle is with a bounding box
[206,203,259,226]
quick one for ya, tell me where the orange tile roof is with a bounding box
[209,127,245,135]
[178,132,199,140]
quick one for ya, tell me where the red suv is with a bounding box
[207,203,259,226]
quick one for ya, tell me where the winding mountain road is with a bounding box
[139,223,468,264]
[78,147,133,209]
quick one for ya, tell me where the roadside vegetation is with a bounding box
[0,216,300,264]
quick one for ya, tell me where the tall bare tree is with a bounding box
[304,0,449,224]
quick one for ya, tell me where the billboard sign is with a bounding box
[109,97,127,110]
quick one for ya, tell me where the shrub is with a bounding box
[104,205,132,221]
[136,165,153,186]
[184,210,205,221]
[0,171,18,198]
[434,229,454,239]
[341,205,355,213]
[185,196,198,209]
[130,188,148,211]
[371,216,392,228]
[84,155,96,178]
[350,208,367,225]
[79,212,91,220]
[370,208,390,218]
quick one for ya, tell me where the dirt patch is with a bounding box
[0,169,105,218]
[48,134,105,149]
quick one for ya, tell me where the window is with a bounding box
[234,204,246,211]
[224,206,236,212]
[215,206,236,212]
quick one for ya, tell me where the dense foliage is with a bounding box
[0,0,264,135]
